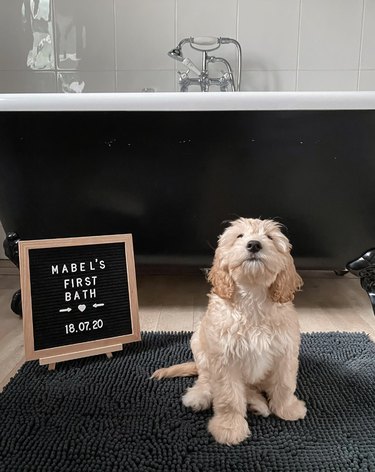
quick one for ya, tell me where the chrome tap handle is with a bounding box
[177,70,190,92]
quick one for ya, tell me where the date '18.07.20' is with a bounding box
[65,319,103,335]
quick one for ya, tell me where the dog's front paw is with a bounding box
[271,397,307,421]
[208,414,250,445]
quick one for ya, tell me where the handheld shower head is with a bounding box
[168,42,201,76]
[168,47,184,62]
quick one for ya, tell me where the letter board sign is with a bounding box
[19,234,140,364]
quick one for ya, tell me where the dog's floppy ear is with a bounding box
[269,252,303,303]
[207,251,234,300]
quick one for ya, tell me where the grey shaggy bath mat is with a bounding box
[1,332,375,472]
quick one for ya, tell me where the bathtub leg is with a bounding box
[347,249,375,315]
[10,290,22,316]
[3,232,22,316]
[334,269,349,276]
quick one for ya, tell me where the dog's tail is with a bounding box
[151,362,198,380]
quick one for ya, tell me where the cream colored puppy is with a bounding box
[152,218,306,445]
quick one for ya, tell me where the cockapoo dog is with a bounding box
[152,218,306,445]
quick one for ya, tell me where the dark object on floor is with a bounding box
[1,332,375,472]
[3,232,22,316]
[347,248,375,315]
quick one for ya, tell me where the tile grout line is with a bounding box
[295,0,303,91]
[357,0,366,90]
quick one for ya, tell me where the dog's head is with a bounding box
[208,218,303,303]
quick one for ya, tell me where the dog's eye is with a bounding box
[267,235,273,240]
[237,234,244,239]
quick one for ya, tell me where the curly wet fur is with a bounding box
[152,218,306,445]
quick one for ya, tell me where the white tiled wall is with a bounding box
[0,0,374,92]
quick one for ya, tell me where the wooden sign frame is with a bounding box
[19,234,140,367]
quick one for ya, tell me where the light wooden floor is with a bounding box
[1,262,375,392]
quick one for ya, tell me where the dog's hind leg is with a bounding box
[182,370,212,411]
[246,387,270,417]
[182,328,212,411]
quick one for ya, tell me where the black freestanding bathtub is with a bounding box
[0,92,374,278]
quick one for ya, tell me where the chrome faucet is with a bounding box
[168,37,242,92]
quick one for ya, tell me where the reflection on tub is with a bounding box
[22,0,86,92]
[22,0,54,70]
[54,0,85,70]
[58,72,85,93]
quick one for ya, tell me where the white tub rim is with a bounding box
[1,91,375,112]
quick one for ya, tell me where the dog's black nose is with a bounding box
[247,240,262,253]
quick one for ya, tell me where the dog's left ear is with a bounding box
[269,253,303,303]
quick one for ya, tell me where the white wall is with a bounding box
[0,0,374,93]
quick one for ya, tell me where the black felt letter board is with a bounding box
[28,242,133,351]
